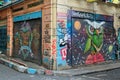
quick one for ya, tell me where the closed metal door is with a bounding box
[13,19,42,65]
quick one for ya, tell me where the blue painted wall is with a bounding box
[13,11,42,22]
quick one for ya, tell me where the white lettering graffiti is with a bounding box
[72,11,93,19]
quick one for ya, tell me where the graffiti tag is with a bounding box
[44,24,51,43]
[60,47,67,60]
[52,39,56,54]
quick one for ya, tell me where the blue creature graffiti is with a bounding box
[14,19,41,63]
[14,22,33,60]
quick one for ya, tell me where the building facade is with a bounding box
[0,0,120,70]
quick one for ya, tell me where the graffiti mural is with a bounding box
[57,19,67,47]
[118,28,120,45]
[60,47,67,60]
[117,28,120,59]
[13,19,42,64]
[66,10,116,66]
[52,39,57,55]
[56,11,70,68]
[84,20,105,64]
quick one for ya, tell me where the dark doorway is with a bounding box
[0,26,7,54]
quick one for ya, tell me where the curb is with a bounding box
[0,57,54,75]
[52,62,120,76]
[1,57,120,76]
[0,58,41,75]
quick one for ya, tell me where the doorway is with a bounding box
[13,19,42,65]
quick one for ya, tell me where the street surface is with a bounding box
[0,64,82,80]
[82,68,120,80]
[0,63,120,80]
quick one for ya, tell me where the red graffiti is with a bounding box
[52,39,56,54]
[60,47,67,60]
[85,53,104,64]
[57,20,66,28]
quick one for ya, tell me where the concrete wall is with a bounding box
[56,0,118,70]
[42,0,57,69]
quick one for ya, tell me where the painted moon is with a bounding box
[74,21,81,30]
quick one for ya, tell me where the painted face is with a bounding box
[84,20,105,53]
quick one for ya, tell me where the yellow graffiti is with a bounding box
[108,45,113,53]
[86,0,97,2]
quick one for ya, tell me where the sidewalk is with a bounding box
[53,61,120,76]
[0,54,120,76]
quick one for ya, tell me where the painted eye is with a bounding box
[90,26,94,32]
[88,26,93,35]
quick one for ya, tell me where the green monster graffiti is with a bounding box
[84,20,105,64]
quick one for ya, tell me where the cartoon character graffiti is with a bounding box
[57,20,68,47]
[84,20,105,64]
[14,22,33,60]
